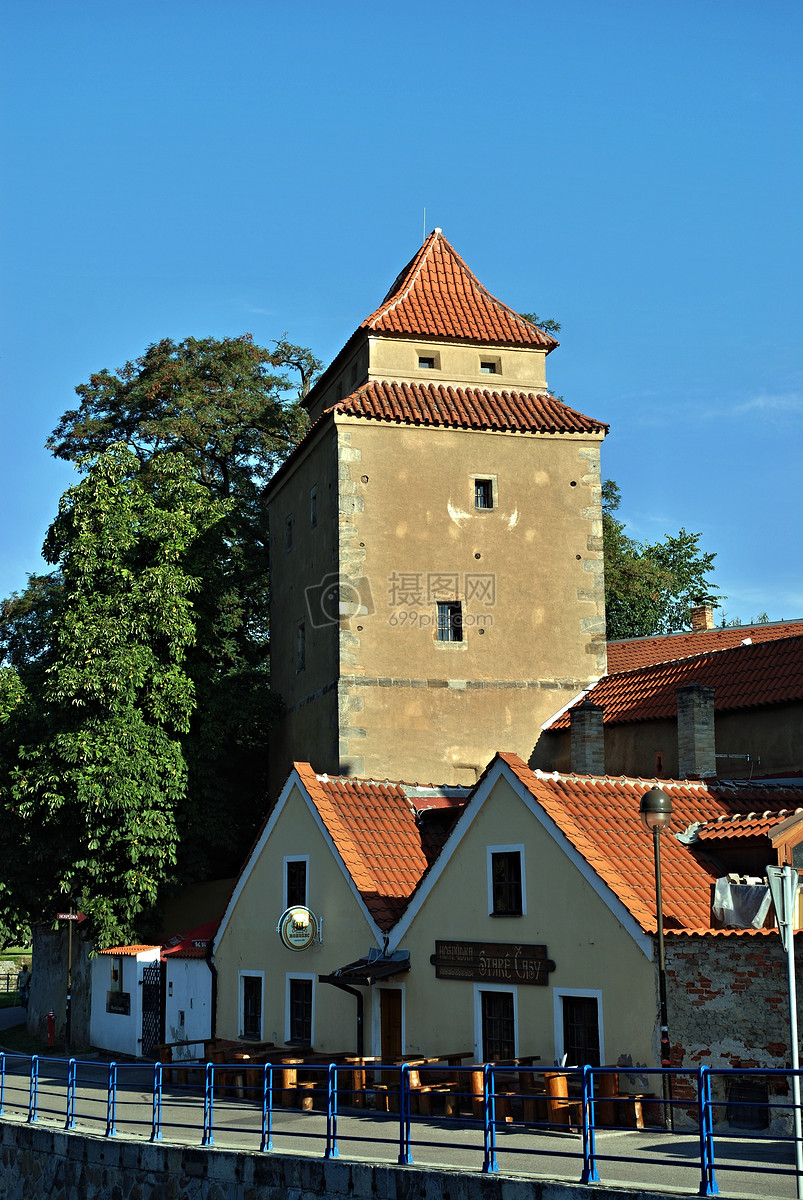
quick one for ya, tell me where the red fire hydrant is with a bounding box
[46,1010,55,1048]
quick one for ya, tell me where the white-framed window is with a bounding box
[470,473,498,511]
[285,973,316,1046]
[487,844,526,916]
[283,855,309,909]
[239,970,265,1040]
[473,983,518,1062]
[553,988,604,1067]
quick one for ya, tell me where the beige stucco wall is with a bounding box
[333,417,606,780]
[213,772,657,1069]
[305,333,550,424]
[387,774,656,1066]
[213,782,380,1052]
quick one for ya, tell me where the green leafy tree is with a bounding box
[603,480,722,640]
[4,334,320,898]
[519,312,561,336]
[0,446,233,946]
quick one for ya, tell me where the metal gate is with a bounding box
[141,961,162,1057]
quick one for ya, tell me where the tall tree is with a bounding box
[0,447,229,946]
[0,334,320,939]
[603,480,722,640]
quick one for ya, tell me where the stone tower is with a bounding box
[267,230,608,786]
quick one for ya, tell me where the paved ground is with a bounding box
[0,1054,797,1199]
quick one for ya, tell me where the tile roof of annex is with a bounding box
[331,379,607,436]
[607,619,803,673]
[294,762,466,931]
[360,229,558,349]
[495,753,803,935]
[547,634,803,730]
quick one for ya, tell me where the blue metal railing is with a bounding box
[0,1054,801,1195]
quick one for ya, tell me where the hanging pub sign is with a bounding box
[430,940,555,985]
[277,906,320,951]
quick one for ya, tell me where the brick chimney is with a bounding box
[570,698,605,775]
[690,603,715,632]
[677,684,716,778]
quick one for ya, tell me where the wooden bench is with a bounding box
[544,1070,583,1128]
[594,1070,658,1129]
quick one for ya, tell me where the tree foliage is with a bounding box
[519,312,562,336]
[0,447,229,945]
[603,480,722,640]
[0,334,320,943]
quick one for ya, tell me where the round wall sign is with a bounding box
[278,906,318,951]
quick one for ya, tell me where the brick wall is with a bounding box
[667,931,800,1130]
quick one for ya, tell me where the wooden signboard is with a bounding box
[430,940,555,985]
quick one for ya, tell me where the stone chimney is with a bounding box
[570,698,605,775]
[677,684,716,778]
[690,603,715,632]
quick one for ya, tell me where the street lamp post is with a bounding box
[640,786,674,1130]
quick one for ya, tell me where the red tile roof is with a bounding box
[695,807,803,841]
[96,944,160,956]
[496,752,800,934]
[331,379,606,436]
[360,230,557,349]
[547,634,803,730]
[294,763,465,931]
[607,620,803,673]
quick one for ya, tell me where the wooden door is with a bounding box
[380,989,402,1066]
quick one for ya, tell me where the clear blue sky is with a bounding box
[2,0,801,624]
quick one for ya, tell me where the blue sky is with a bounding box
[2,0,801,624]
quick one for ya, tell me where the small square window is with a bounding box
[480,361,498,374]
[418,356,436,370]
[437,601,463,643]
[475,479,493,510]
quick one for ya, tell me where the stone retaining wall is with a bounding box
[0,1117,671,1200]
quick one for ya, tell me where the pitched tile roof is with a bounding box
[360,229,557,349]
[495,752,801,934]
[294,763,466,931]
[331,379,607,436]
[607,619,803,673]
[547,634,803,730]
[694,806,803,841]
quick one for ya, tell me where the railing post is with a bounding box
[151,1061,163,1142]
[325,1062,339,1159]
[27,1055,39,1123]
[581,1066,600,1183]
[398,1064,413,1165]
[482,1063,498,1174]
[105,1061,117,1137]
[697,1066,719,1196]
[202,1062,215,1146]
[65,1057,77,1130]
[260,1063,274,1153]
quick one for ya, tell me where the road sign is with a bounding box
[56,912,87,923]
[767,866,799,952]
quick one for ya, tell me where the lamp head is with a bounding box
[640,787,673,833]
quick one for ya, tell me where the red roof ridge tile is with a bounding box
[361,230,558,350]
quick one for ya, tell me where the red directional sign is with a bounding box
[56,912,87,923]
